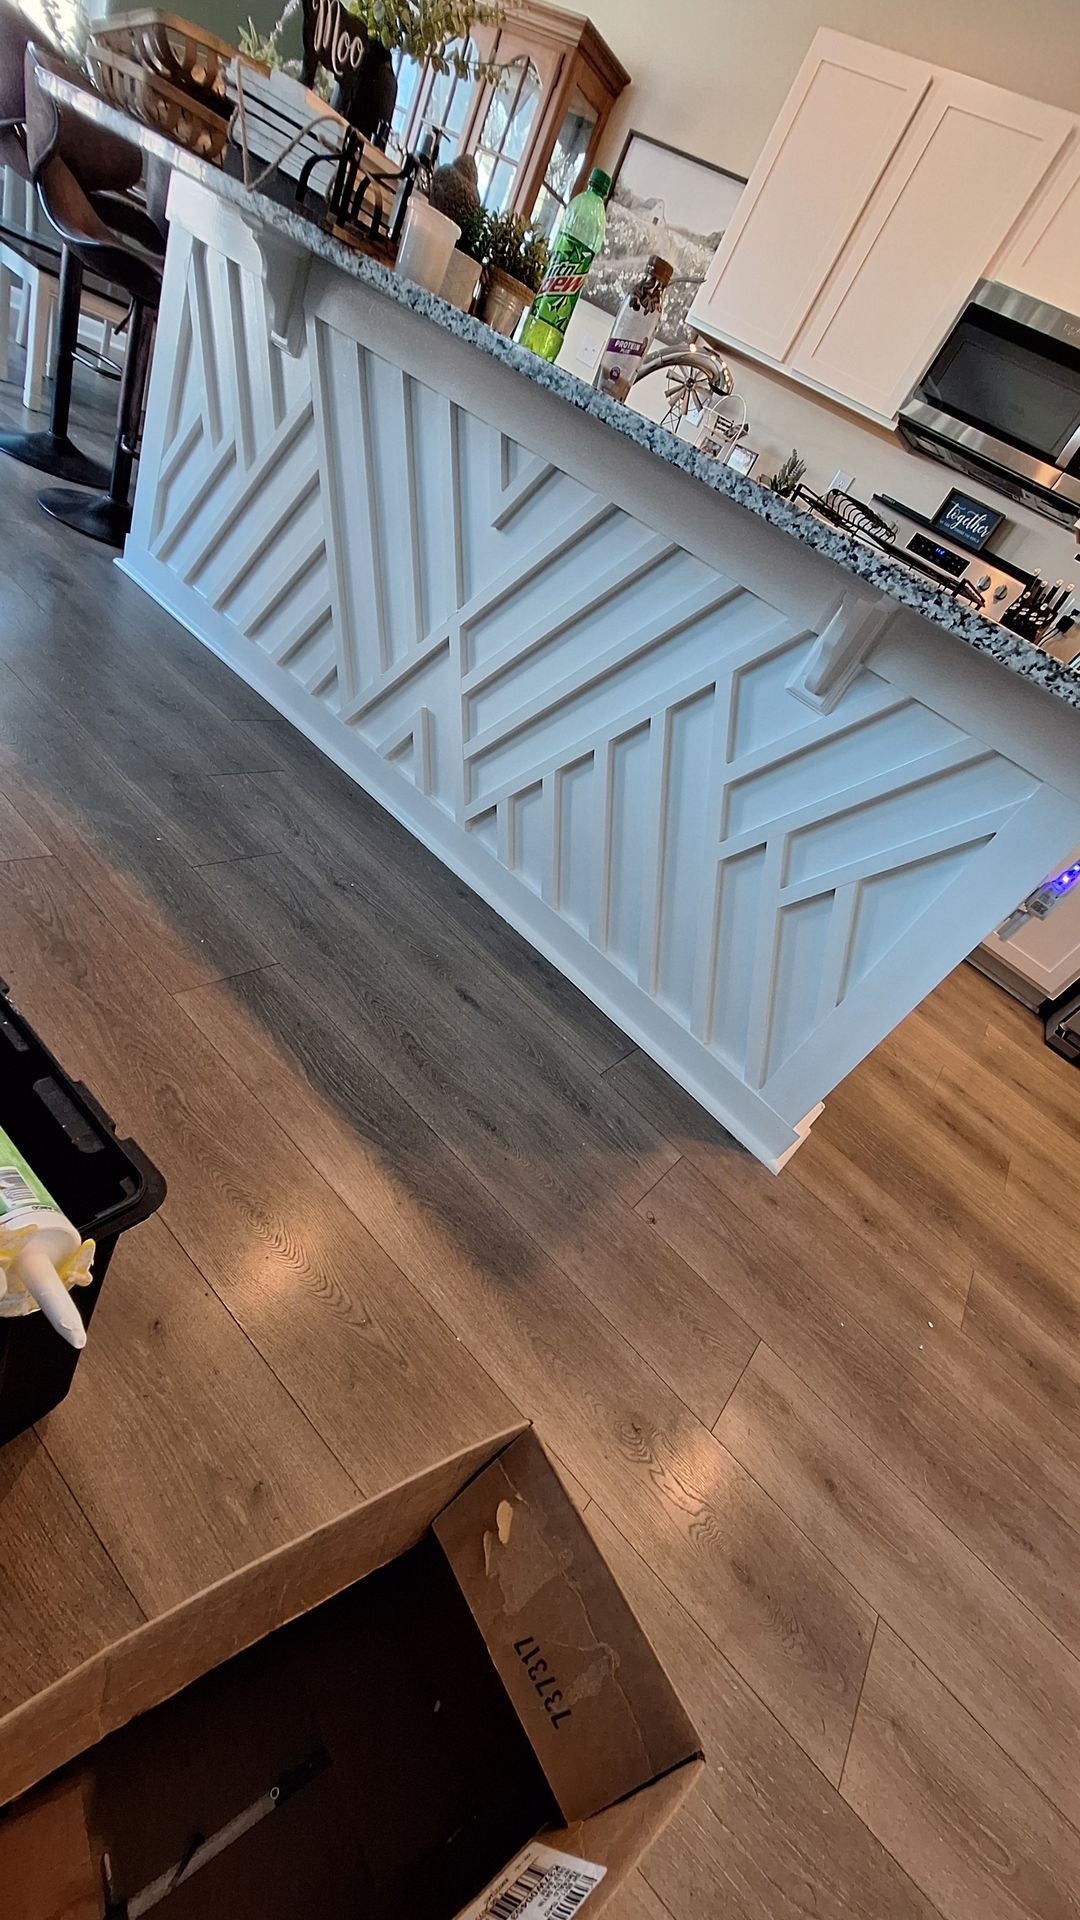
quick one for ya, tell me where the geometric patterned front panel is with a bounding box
[129,216,1075,1163]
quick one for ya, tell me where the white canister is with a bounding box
[396,200,462,294]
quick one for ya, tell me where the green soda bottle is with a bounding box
[521,168,611,363]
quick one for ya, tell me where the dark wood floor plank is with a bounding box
[8,951,515,1496]
[39,1216,360,1614]
[1,801,273,995]
[716,1346,1080,1830]
[640,1158,1080,1643]
[194,856,759,1424]
[797,1059,1080,1331]
[962,1274,1080,1440]
[242,745,634,1074]
[0,787,49,862]
[0,1433,143,1715]
[790,1098,976,1312]
[0,682,287,950]
[0,559,285,783]
[585,1508,933,1920]
[977,1015,1080,1150]
[843,1625,1080,1920]
[604,1047,967,1323]
[172,962,874,1781]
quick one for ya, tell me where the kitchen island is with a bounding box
[49,73,1080,1168]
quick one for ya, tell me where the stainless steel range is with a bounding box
[793,488,1027,620]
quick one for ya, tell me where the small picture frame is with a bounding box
[726,443,759,477]
[932,488,1004,553]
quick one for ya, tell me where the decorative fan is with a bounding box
[660,359,716,433]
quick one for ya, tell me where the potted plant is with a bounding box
[763,449,807,499]
[470,208,549,335]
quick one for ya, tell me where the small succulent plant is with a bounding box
[764,449,807,498]
[463,207,548,292]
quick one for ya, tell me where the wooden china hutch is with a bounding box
[391,4,629,235]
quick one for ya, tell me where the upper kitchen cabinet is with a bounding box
[688,34,933,365]
[791,73,1074,418]
[394,3,628,233]
[689,31,1076,424]
[997,134,1080,312]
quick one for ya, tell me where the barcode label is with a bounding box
[456,1844,605,1920]
[0,1166,36,1217]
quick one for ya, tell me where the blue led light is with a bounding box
[1049,863,1080,896]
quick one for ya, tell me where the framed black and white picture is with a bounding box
[726,443,759,477]
[588,132,746,344]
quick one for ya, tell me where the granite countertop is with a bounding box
[44,69,1080,712]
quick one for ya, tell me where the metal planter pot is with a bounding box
[477,266,533,336]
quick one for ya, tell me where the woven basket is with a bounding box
[86,41,231,162]
[87,10,247,106]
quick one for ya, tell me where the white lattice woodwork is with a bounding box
[124,176,1080,1168]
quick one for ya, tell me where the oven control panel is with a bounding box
[903,530,1023,615]
[874,496,1027,620]
[906,533,968,578]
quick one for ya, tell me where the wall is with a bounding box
[587,0,1080,181]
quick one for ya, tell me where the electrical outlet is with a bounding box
[830,469,855,494]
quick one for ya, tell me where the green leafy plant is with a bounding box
[464,207,548,291]
[239,4,334,96]
[238,12,290,66]
[764,449,807,498]
[456,203,488,262]
[343,1,506,76]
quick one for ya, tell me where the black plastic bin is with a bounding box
[0,979,165,1445]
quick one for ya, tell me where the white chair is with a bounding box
[0,159,54,406]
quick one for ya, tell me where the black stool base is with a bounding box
[37,486,131,548]
[0,428,110,489]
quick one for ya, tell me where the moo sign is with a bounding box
[302,0,369,81]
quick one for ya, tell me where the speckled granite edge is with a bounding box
[45,72,1080,712]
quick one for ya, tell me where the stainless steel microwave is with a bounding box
[899,281,1080,529]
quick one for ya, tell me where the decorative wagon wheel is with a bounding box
[660,359,715,433]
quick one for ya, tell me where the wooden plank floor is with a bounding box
[2,361,1080,1919]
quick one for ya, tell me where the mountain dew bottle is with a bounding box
[521,169,611,362]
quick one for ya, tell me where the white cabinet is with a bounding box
[689,31,1076,423]
[997,135,1080,312]
[791,74,1074,418]
[689,33,931,365]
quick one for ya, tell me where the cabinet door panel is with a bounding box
[792,76,1074,419]
[997,135,1080,312]
[689,32,931,363]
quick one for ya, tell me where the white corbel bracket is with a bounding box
[240,216,312,357]
[787,591,891,714]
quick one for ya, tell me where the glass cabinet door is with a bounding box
[393,8,627,236]
[474,57,543,211]
[531,99,596,235]
[407,38,480,154]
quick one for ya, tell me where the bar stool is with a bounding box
[25,45,164,547]
[0,2,144,488]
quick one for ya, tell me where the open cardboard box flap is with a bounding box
[435,1431,699,1824]
[0,1424,702,1917]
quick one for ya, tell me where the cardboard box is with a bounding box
[0,1426,702,1918]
